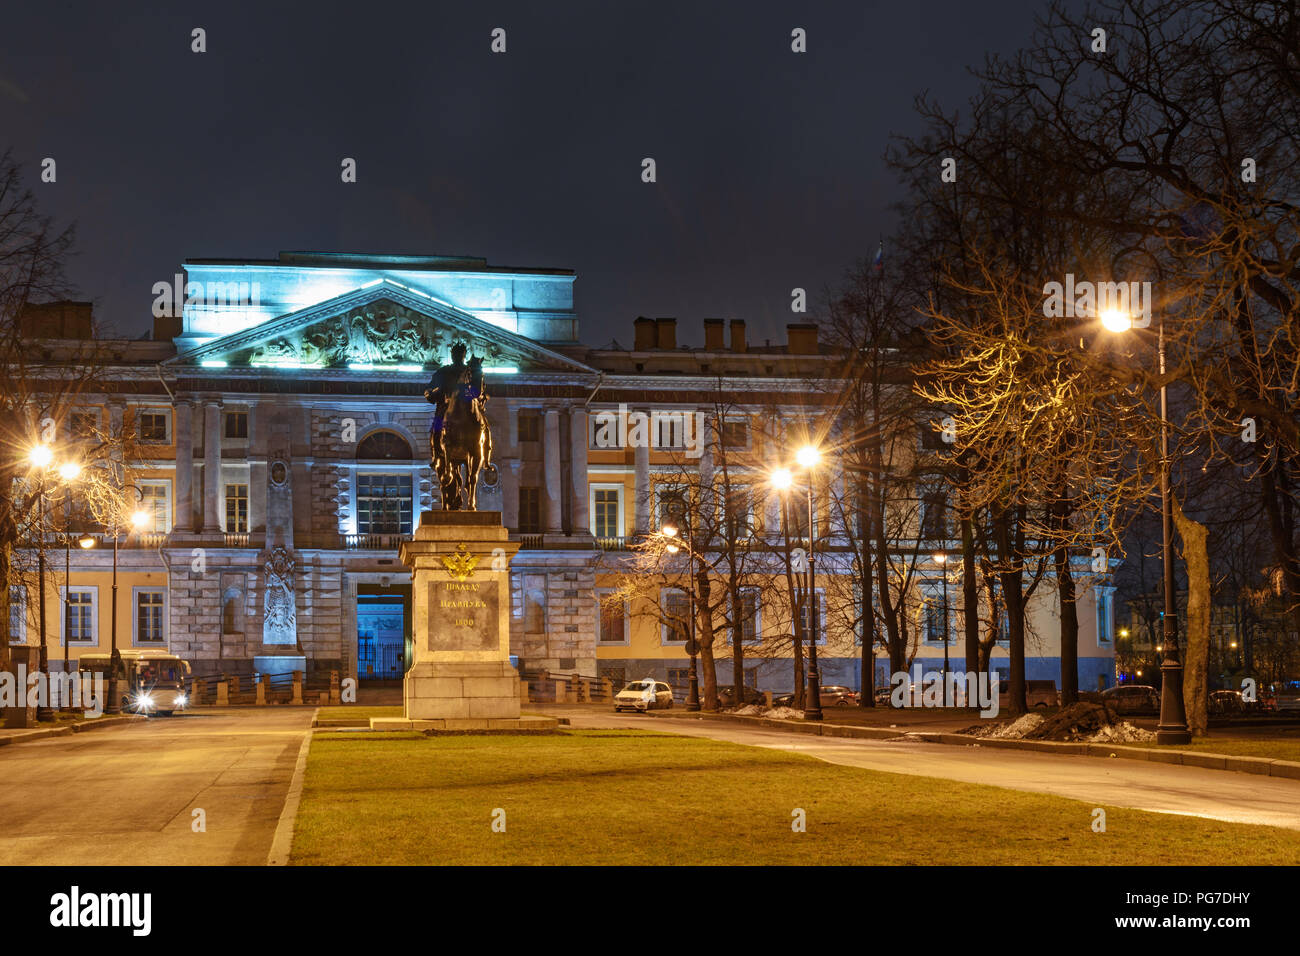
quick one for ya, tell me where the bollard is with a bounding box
[554,679,566,704]
[519,680,531,705]
[291,670,303,705]
[329,669,341,705]
[256,678,266,706]
[190,679,204,706]
[215,680,229,707]
[602,678,613,701]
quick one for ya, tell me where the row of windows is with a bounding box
[597,588,827,647]
[7,586,165,646]
[64,408,252,443]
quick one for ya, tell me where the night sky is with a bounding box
[3,1,1058,346]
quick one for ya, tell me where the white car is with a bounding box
[614,679,674,713]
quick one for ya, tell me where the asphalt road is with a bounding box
[0,707,311,865]
[552,706,1300,831]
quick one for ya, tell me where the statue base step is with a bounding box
[369,715,560,733]
[403,660,521,720]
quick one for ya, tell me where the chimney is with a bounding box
[656,317,677,350]
[703,318,725,351]
[729,319,747,353]
[634,316,657,351]
[786,323,819,354]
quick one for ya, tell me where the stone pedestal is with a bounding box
[371,511,557,733]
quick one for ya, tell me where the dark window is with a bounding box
[657,487,686,530]
[599,598,626,643]
[921,492,948,540]
[70,411,98,439]
[662,590,689,644]
[723,484,753,538]
[721,419,749,448]
[136,591,165,643]
[517,411,541,443]
[357,474,413,533]
[518,487,541,534]
[735,589,759,643]
[139,412,168,443]
[356,430,412,461]
[224,411,248,439]
[66,590,94,642]
[593,489,620,539]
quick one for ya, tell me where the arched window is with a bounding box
[356,430,412,461]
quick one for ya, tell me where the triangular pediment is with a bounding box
[168,280,594,374]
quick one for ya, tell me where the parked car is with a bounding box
[1101,684,1161,715]
[819,685,859,707]
[1272,680,1300,713]
[716,684,767,707]
[1209,689,1246,715]
[997,679,1060,709]
[771,691,796,708]
[613,679,674,713]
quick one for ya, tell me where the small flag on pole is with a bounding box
[872,240,884,273]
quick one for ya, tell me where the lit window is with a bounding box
[225,483,249,533]
[593,488,621,539]
[356,474,413,534]
[138,482,170,533]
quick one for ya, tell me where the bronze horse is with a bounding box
[426,352,496,511]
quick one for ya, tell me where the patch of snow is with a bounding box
[762,706,804,720]
[1087,721,1156,743]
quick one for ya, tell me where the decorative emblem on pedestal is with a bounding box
[440,543,479,581]
[263,546,297,644]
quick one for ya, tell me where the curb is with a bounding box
[650,710,1300,781]
[0,714,145,747]
[267,708,317,866]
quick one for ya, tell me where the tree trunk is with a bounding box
[961,509,979,676]
[1051,490,1079,705]
[696,570,718,710]
[993,507,1027,715]
[1173,497,1210,737]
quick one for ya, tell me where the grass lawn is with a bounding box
[290,728,1300,865]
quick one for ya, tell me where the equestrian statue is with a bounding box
[423,341,497,511]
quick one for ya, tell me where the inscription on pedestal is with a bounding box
[427,579,499,652]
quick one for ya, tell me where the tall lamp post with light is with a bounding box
[661,513,701,713]
[27,445,85,720]
[772,444,824,721]
[1101,306,1191,744]
[934,551,951,705]
[106,485,150,715]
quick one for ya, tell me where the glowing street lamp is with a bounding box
[933,551,951,705]
[29,444,53,468]
[658,517,699,711]
[58,461,82,482]
[771,444,824,721]
[1103,306,1191,744]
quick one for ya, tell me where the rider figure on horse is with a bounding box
[423,341,495,510]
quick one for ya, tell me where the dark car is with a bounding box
[771,691,796,708]
[716,684,767,707]
[1209,689,1246,715]
[1101,684,1161,715]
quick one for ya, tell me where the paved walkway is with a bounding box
[547,706,1300,831]
[0,707,313,865]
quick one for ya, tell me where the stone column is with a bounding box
[543,408,562,533]
[633,409,650,533]
[569,408,589,535]
[173,400,194,531]
[502,460,521,530]
[203,400,222,532]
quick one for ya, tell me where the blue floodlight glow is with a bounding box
[250,359,324,370]
[484,366,518,374]
[200,359,228,368]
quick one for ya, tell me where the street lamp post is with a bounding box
[773,445,824,722]
[935,552,951,706]
[662,518,700,712]
[1102,307,1191,743]
[107,485,149,716]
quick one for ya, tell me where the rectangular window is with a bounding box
[64,589,96,644]
[722,483,753,539]
[779,494,811,542]
[656,485,686,530]
[661,589,689,645]
[137,481,171,533]
[8,586,25,644]
[138,409,169,443]
[588,410,626,449]
[721,419,750,449]
[598,594,627,644]
[518,487,542,534]
[70,410,98,439]
[921,492,948,540]
[592,488,621,539]
[134,590,165,645]
[224,410,248,439]
[517,410,541,443]
[924,591,950,645]
[225,483,249,533]
[653,414,688,450]
[357,474,413,534]
[1095,587,1114,644]
[735,588,760,644]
